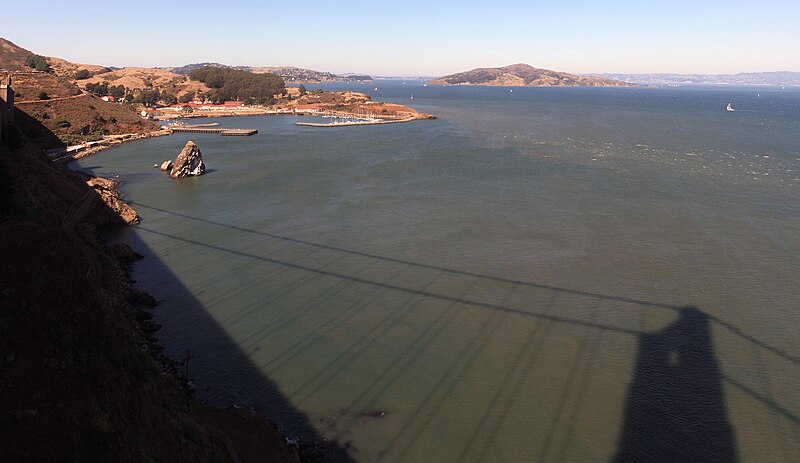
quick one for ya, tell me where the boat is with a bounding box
[726,103,734,112]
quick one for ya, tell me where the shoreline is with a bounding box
[53,129,172,162]
[0,138,300,462]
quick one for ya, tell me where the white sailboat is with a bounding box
[726,103,734,112]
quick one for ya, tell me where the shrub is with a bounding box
[53,117,71,128]
[38,91,50,100]
[75,69,91,80]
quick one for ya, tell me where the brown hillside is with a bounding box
[16,94,160,147]
[86,67,211,97]
[11,72,82,100]
[47,56,110,79]
[0,37,36,70]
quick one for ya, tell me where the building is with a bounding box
[0,74,14,142]
[140,108,162,119]
[294,104,323,114]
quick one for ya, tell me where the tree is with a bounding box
[160,91,177,105]
[109,85,126,99]
[85,82,109,96]
[188,66,285,105]
[298,84,307,96]
[178,91,195,103]
[135,89,160,106]
[75,69,90,80]
[38,91,50,100]
[25,54,51,73]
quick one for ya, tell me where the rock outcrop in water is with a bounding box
[169,141,205,179]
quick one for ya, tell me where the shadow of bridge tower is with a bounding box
[613,306,738,463]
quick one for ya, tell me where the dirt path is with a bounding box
[16,92,89,104]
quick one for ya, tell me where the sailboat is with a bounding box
[726,103,734,112]
[410,94,413,100]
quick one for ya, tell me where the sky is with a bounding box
[4,0,799,76]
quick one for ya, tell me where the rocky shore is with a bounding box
[0,125,300,462]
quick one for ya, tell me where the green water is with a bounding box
[75,83,800,462]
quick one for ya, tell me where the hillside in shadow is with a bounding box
[0,110,342,462]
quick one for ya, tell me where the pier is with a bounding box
[169,127,258,136]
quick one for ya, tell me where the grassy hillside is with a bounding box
[16,95,160,148]
[84,67,211,99]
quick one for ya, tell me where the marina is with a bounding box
[296,117,414,127]
[296,109,415,127]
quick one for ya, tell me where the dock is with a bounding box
[169,127,258,136]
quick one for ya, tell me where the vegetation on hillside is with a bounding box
[25,54,51,72]
[16,95,160,147]
[188,66,285,104]
[10,72,82,101]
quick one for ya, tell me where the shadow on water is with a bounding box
[613,306,738,462]
[119,200,800,461]
[117,226,357,462]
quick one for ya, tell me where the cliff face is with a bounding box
[430,63,636,87]
[0,124,296,462]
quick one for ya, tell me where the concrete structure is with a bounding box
[141,108,162,119]
[0,74,15,142]
[294,104,323,114]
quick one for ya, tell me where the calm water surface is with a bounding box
[75,82,800,462]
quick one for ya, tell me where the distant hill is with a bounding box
[168,63,372,83]
[589,71,800,87]
[0,37,108,78]
[165,62,250,75]
[430,63,635,87]
[252,66,373,83]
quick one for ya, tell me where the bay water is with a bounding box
[74,82,800,462]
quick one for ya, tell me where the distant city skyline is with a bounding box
[9,0,800,76]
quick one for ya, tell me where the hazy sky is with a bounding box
[5,0,799,76]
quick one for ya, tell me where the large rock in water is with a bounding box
[169,141,206,179]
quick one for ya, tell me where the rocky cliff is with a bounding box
[170,141,206,178]
[0,122,297,462]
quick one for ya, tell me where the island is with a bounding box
[429,63,636,87]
